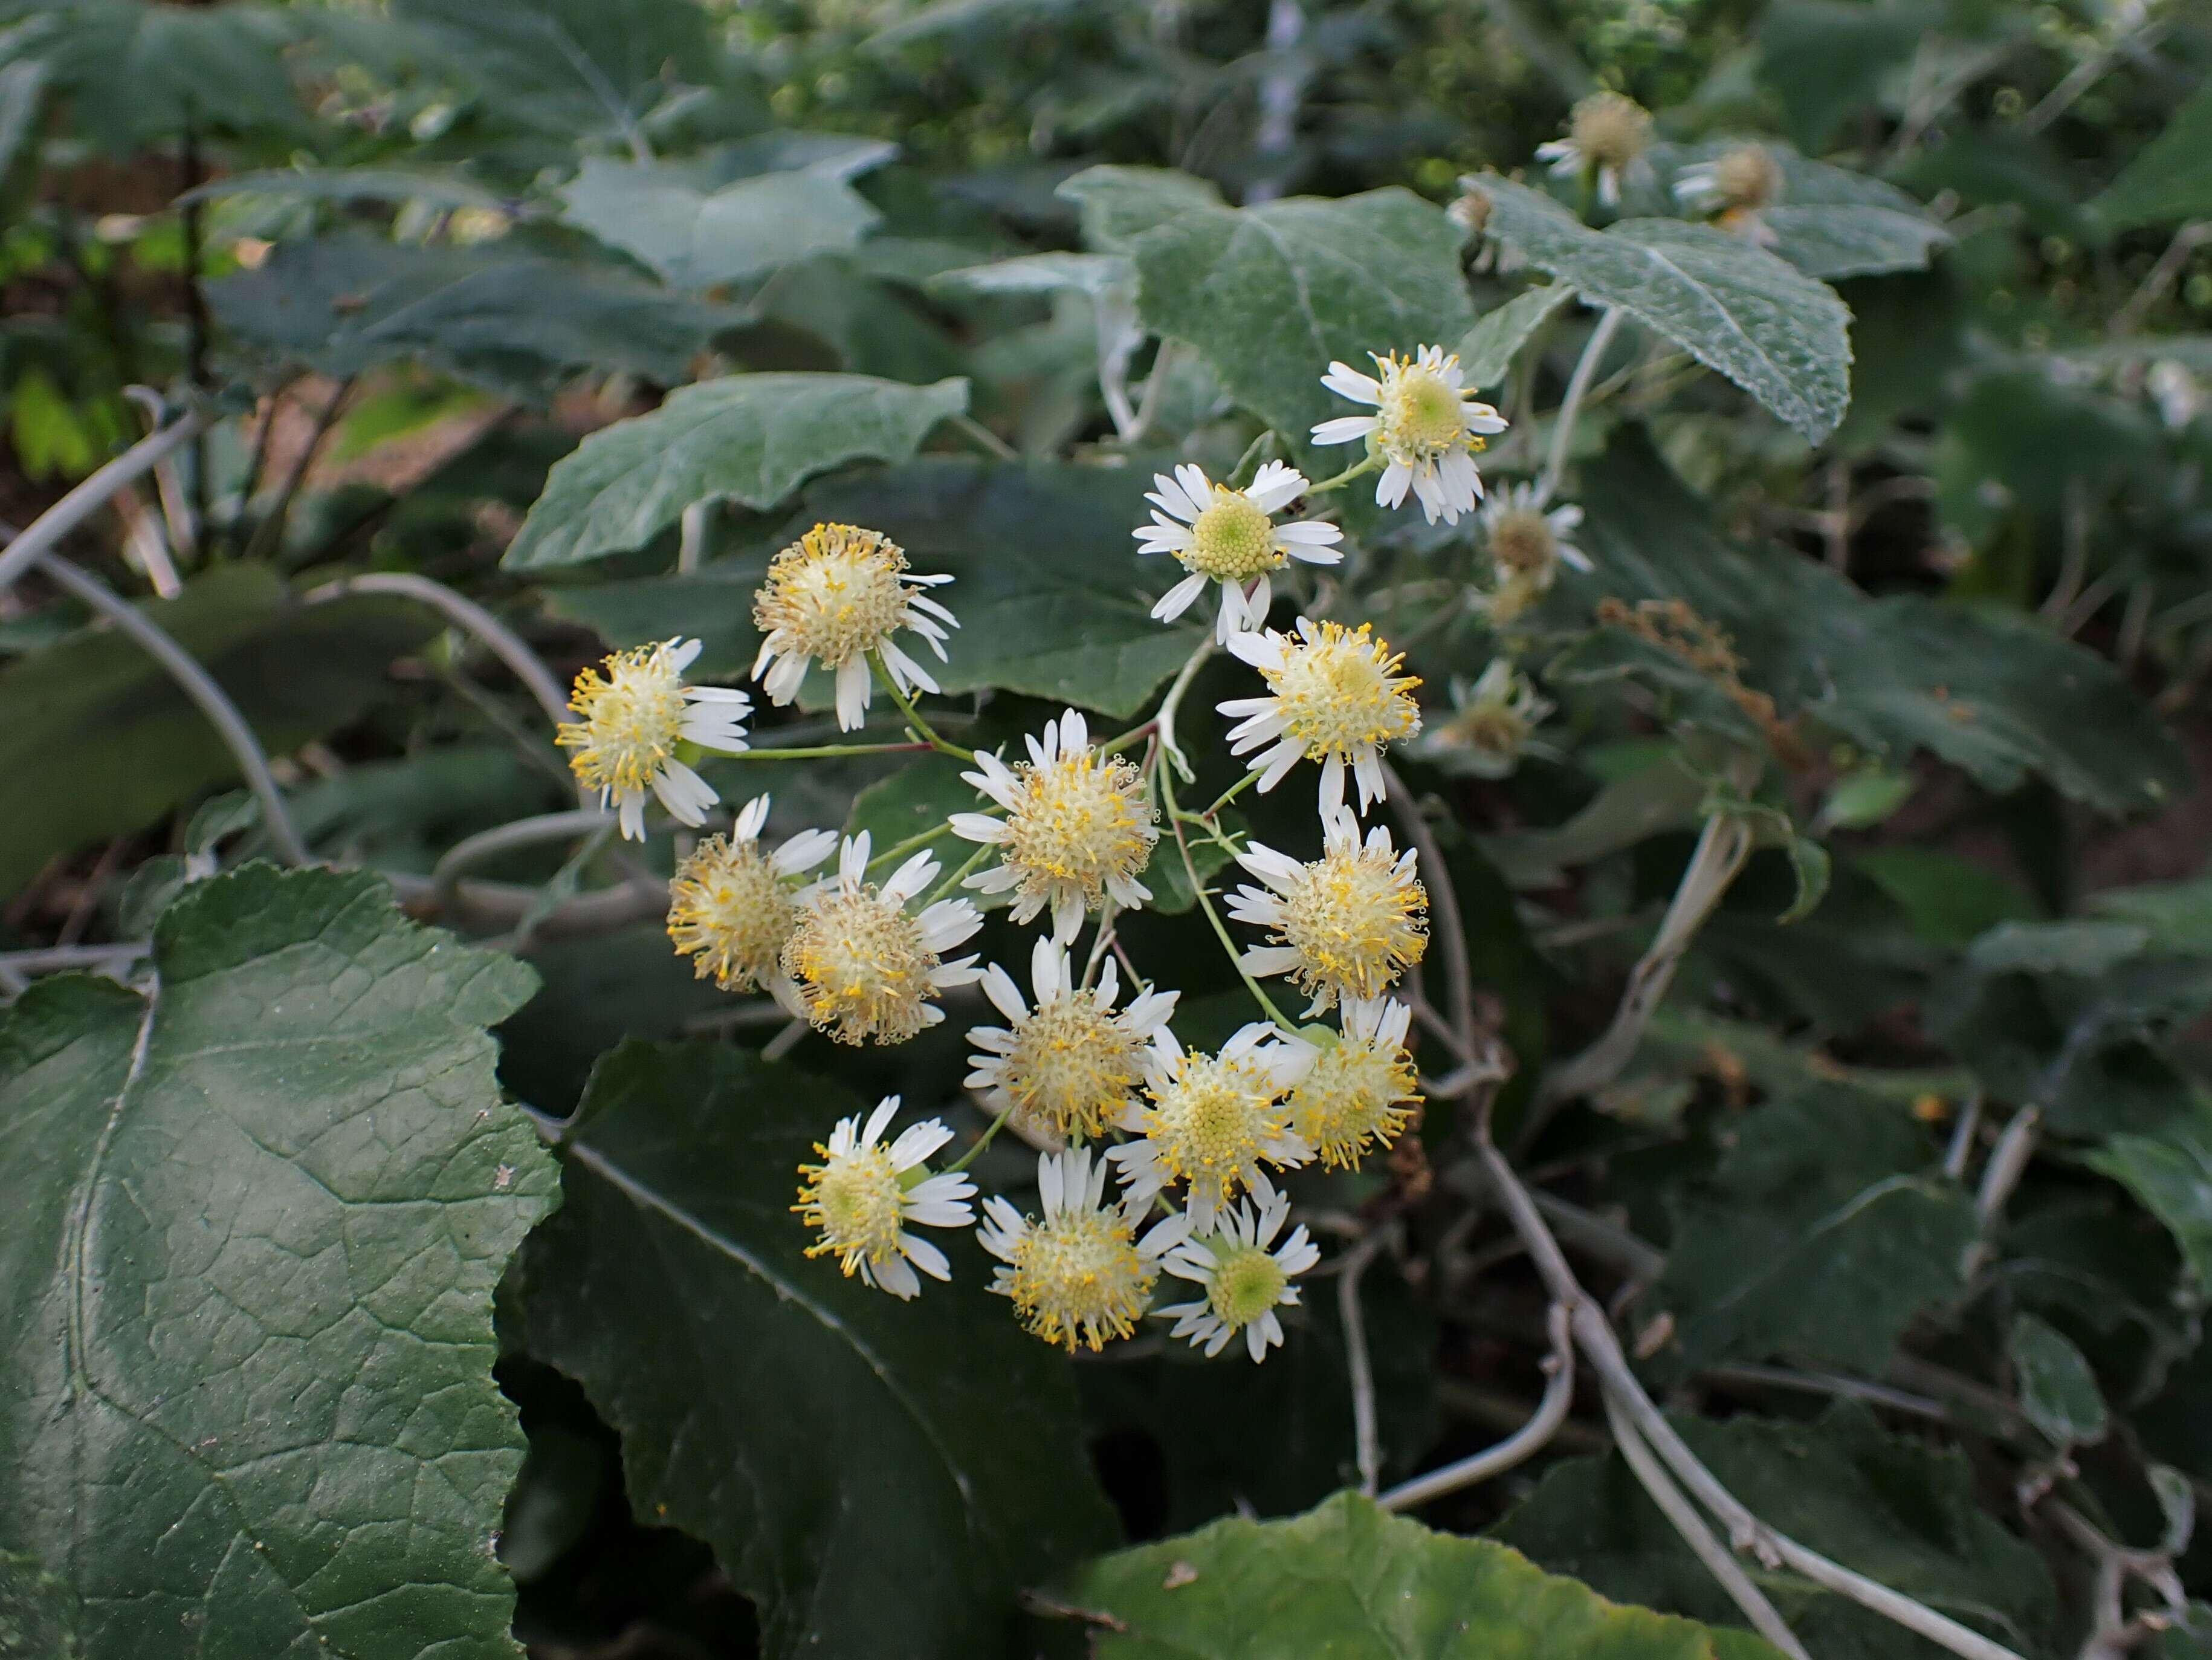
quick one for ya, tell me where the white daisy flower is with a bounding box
[1535,90,1656,208]
[1285,996,1421,1170]
[978,1146,1189,1351]
[794,1096,976,1300]
[966,935,1178,1144]
[1110,1022,1314,1230]
[556,637,752,840]
[1134,460,1344,643]
[751,522,959,732]
[1674,143,1784,247]
[1157,1173,1321,1361]
[780,831,985,1045]
[1421,658,1554,779]
[950,708,1158,942]
[665,793,839,992]
[1312,347,1509,525]
[1220,617,1423,819]
[1228,809,1428,1014]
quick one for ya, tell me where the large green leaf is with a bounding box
[1653,141,1950,280]
[1467,176,1852,442]
[0,0,305,152]
[388,0,713,141]
[1545,432,2187,815]
[544,457,1209,718]
[1455,282,1574,391]
[1050,1490,1781,1658]
[508,1041,1119,1659]
[502,373,969,569]
[558,156,882,290]
[1060,166,1473,462]
[0,864,554,1657]
[208,235,739,402]
[1655,1084,1972,1375]
[0,565,430,900]
[1496,1404,2058,1660]
[2093,79,2212,232]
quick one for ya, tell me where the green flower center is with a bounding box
[1382,371,1467,458]
[1208,1244,1288,1329]
[1185,491,1283,582]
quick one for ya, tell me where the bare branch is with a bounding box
[1339,1227,1389,1497]
[0,409,212,595]
[305,571,574,730]
[1379,1302,1575,1511]
[30,554,311,866]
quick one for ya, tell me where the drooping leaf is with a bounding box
[1496,1403,2058,1660]
[2008,1313,2108,1447]
[508,1040,1119,1660]
[545,457,1210,718]
[387,0,713,142]
[2087,1101,2212,1290]
[1547,432,2188,816]
[0,864,555,1656]
[502,373,969,569]
[1655,1083,1973,1375]
[2094,79,2212,232]
[1050,1490,1782,1658]
[1455,282,1574,391]
[1466,175,1853,441]
[1060,166,1474,462]
[0,566,431,899]
[208,235,739,402]
[558,156,882,290]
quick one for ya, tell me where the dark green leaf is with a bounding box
[509,1040,1119,1659]
[1655,1084,1972,1374]
[2094,80,2212,232]
[1054,1490,1778,1659]
[0,864,554,1656]
[209,235,739,403]
[1467,176,1852,442]
[1497,1404,2058,1660]
[1061,166,1473,462]
[184,166,509,210]
[502,373,968,569]
[0,566,430,900]
[2087,1103,2212,1290]
[2008,1313,2107,1447]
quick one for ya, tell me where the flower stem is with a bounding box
[945,1105,1015,1174]
[1160,767,1289,1028]
[869,651,975,761]
[1304,455,1379,496]
[924,840,993,906]
[949,412,1018,461]
[1537,305,1624,507]
[1194,768,1260,820]
[865,815,971,875]
[730,741,933,760]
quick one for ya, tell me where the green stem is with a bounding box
[944,1105,1015,1174]
[1194,768,1260,820]
[924,840,993,906]
[869,651,974,761]
[728,741,933,760]
[949,412,1017,461]
[865,815,972,875]
[1160,768,1289,1028]
[1304,455,1379,495]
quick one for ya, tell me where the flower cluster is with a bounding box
[554,327,1580,1364]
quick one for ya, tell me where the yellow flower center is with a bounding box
[795,1143,904,1273]
[557,643,688,795]
[1263,621,1422,761]
[1569,91,1652,170]
[1712,143,1783,210]
[1487,509,1557,576]
[1270,845,1428,1007]
[1184,488,1285,583]
[1004,1207,1153,1352]
[1139,1051,1290,1193]
[1288,1034,1420,1169]
[1379,361,1475,463]
[783,886,937,1045]
[752,522,914,668]
[667,836,794,992]
[1001,993,1148,1142]
[1001,750,1157,907]
[1207,1243,1290,1330]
